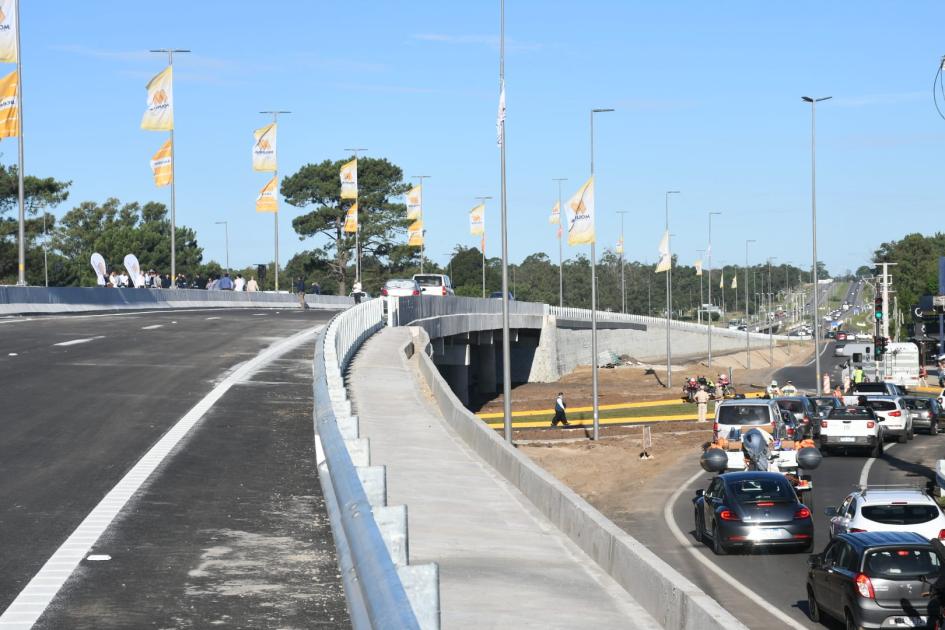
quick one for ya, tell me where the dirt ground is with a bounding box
[520,422,712,519]
[478,341,813,415]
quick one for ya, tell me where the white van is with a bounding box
[412,274,455,297]
[879,342,920,388]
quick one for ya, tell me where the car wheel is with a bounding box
[908,423,915,440]
[898,433,908,444]
[712,523,728,556]
[845,608,863,630]
[807,586,821,623]
[871,440,883,458]
[694,510,705,545]
[931,421,938,436]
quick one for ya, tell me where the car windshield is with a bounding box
[728,478,795,503]
[905,399,931,410]
[865,548,939,579]
[717,405,770,425]
[869,401,897,412]
[385,279,415,289]
[414,275,444,287]
[828,407,875,420]
[861,504,940,525]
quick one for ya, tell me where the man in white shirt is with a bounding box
[233,274,246,291]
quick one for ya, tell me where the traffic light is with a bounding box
[874,297,884,321]
[873,336,883,360]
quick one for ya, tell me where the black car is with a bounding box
[902,396,944,435]
[807,531,940,629]
[693,471,814,555]
[776,396,820,439]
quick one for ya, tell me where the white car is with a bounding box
[412,274,455,297]
[865,396,913,443]
[826,487,945,541]
[819,406,884,456]
[380,278,421,298]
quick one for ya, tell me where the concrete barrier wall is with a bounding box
[409,328,747,630]
[0,286,353,314]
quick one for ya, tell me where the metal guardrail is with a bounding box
[313,299,423,630]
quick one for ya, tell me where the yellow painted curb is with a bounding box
[485,413,705,430]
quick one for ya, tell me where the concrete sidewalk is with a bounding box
[348,327,658,629]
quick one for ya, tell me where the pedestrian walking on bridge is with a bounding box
[551,392,570,427]
[695,386,710,422]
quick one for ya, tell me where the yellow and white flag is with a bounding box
[695,259,703,276]
[731,275,738,289]
[344,202,358,233]
[406,184,422,220]
[549,200,560,225]
[0,69,17,138]
[150,139,173,187]
[720,272,725,289]
[0,1,18,63]
[615,237,624,255]
[655,230,671,273]
[564,176,595,246]
[340,158,357,199]
[252,123,277,172]
[141,66,173,131]
[256,176,278,212]
[469,204,485,236]
[408,219,424,247]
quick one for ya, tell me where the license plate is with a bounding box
[748,528,789,541]
[840,436,855,442]
[889,617,926,628]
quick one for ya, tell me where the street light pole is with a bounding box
[768,257,777,365]
[707,211,722,365]
[553,178,567,307]
[475,195,493,298]
[590,107,614,441]
[616,210,628,313]
[745,239,756,369]
[498,0,512,442]
[802,95,831,392]
[215,221,229,273]
[665,190,679,388]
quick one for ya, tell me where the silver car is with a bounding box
[902,396,943,435]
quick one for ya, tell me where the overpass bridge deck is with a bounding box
[348,327,657,629]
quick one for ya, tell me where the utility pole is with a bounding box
[697,249,704,325]
[553,178,567,307]
[745,240,755,368]
[665,191,679,388]
[876,262,896,340]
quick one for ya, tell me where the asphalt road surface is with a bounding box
[0,308,347,628]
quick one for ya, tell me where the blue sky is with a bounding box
[15,1,945,275]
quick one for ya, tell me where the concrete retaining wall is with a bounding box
[0,286,353,315]
[409,327,747,630]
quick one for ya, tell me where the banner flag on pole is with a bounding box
[720,271,725,289]
[256,176,278,212]
[123,253,144,288]
[469,204,485,236]
[481,234,486,255]
[496,80,506,147]
[0,1,17,63]
[731,275,738,289]
[150,138,173,187]
[90,252,107,285]
[0,69,18,138]
[406,185,422,220]
[408,222,424,247]
[252,122,277,172]
[549,200,560,225]
[343,202,358,233]
[655,230,671,273]
[140,66,174,131]
[695,259,703,276]
[564,176,595,246]
[340,158,357,199]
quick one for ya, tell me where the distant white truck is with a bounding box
[878,342,920,388]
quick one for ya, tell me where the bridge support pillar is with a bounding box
[477,343,497,395]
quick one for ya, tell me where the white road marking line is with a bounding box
[860,442,896,488]
[0,324,323,629]
[85,555,110,562]
[664,468,807,630]
[205,316,221,320]
[140,324,163,330]
[8,352,16,356]
[52,336,105,347]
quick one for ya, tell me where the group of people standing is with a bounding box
[99,269,259,291]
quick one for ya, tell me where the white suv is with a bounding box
[825,487,945,541]
[412,274,455,297]
[865,396,913,443]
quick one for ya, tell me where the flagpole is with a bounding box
[256,112,290,292]
[498,0,513,443]
[590,107,614,442]
[150,49,189,286]
[14,0,24,284]
[475,196,492,298]
[665,191,679,388]
[553,177,567,307]
[697,249,705,325]
[344,148,367,287]
[411,175,430,275]
[616,210,628,313]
